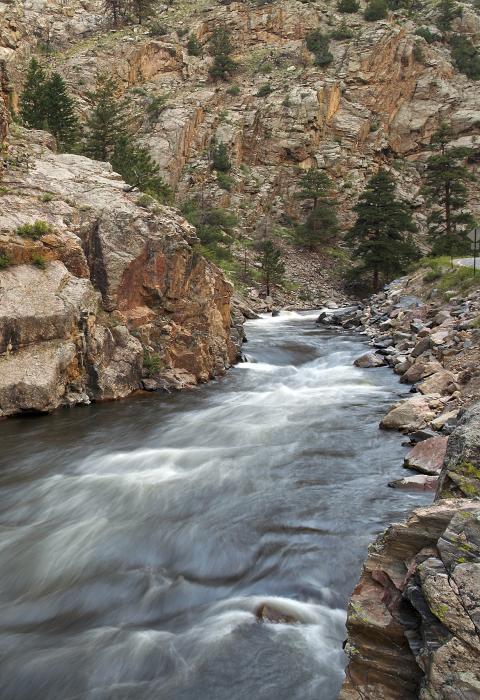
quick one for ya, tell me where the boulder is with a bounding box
[401,360,443,384]
[353,351,386,368]
[380,395,436,432]
[411,336,431,358]
[404,436,448,475]
[417,370,457,396]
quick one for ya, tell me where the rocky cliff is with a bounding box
[3,0,480,307]
[0,128,242,417]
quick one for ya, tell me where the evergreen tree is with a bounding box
[256,239,285,297]
[296,169,338,249]
[211,141,231,172]
[347,169,417,292]
[306,31,333,66]
[19,58,48,129]
[187,34,203,56]
[437,0,460,31]
[130,0,155,24]
[450,36,480,80]
[364,0,388,21]
[423,123,476,257]
[337,0,360,13]
[84,76,127,161]
[111,135,172,202]
[209,26,237,81]
[43,73,78,150]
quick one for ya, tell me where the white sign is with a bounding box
[468,228,478,242]
[471,242,479,251]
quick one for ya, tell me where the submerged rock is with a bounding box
[388,474,438,491]
[255,603,299,625]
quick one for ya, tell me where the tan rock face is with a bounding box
[0,137,241,416]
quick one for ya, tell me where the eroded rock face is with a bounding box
[341,405,480,699]
[0,139,242,416]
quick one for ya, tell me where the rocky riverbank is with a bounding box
[339,402,480,699]
[322,271,480,698]
[319,265,480,438]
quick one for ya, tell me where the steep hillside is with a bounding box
[2,0,480,306]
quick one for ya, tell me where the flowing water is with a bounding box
[0,312,432,700]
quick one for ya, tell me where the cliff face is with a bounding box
[340,403,480,699]
[0,131,241,417]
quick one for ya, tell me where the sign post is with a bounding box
[468,228,478,277]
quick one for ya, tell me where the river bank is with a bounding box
[319,275,480,698]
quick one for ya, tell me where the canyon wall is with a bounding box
[0,132,242,417]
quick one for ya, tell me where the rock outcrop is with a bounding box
[0,133,242,417]
[340,403,480,699]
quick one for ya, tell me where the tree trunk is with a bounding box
[445,182,452,236]
[265,271,270,297]
[373,267,379,293]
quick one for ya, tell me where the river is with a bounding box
[0,311,431,700]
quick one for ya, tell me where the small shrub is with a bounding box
[364,0,388,21]
[15,220,52,239]
[148,21,168,37]
[331,21,354,40]
[450,36,480,80]
[217,171,234,191]
[415,26,440,43]
[143,350,162,376]
[0,254,11,269]
[146,94,168,122]
[413,44,425,63]
[257,82,273,97]
[31,252,47,269]
[39,193,54,203]
[337,0,359,11]
[423,268,442,282]
[211,142,231,172]
[137,193,156,208]
[187,34,203,56]
[227,84,241,96]
[306,30,333,66]
[177,28,188,38]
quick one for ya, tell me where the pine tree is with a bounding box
[256,239,285,297]
[306,31,333,66]
[296,169,338,249]
[43,73,78,151]
[423,123,476,257]
[84,76,127,161]
[347,169,417,292]
[19,58,48,129]
[130,0,155,24]
[209,27,237,81]
[111,135,172,202]
[211,141,231,172]
[437,0,460,31]
[187,34,203,56]
[364,0,388,21]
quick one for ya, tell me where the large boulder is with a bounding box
[404,435,448,475]
[400,359,443,384]
[380,395,435,432]
[417,370,457,396]
[353,351,386,368]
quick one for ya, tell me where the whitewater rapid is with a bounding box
[0,312,431,700]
